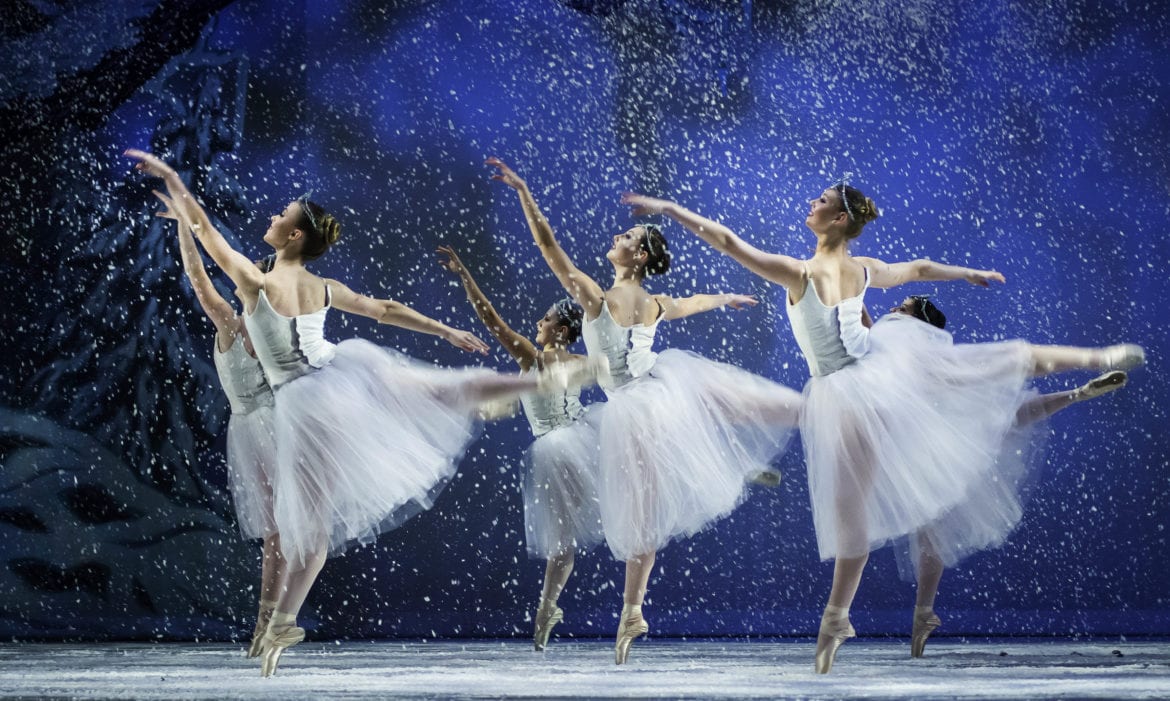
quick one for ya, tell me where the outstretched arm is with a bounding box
[154,191,238,341]
[487,158,605,318]
[855,257,1005,290]
[125,149,263,294]
[623,193,805,290]
[655,293,758,321]
[325,278,491,355]
[436,245,538,368]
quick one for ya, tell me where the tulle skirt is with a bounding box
[270,339,490,567]
[522,414,604,559]
[225,406,277,540]
[802,315,1042,566]
[597,349,801,560]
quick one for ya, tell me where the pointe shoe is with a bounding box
[749,469,782,487]
[539,355,610,393]
[814,615,856,674]
[258,624,305,678]
[533,605,564,651]
[614,612,649,665]
[1073,370,1127,402]
[1101,344,1145,372]
[910,609,942,658]
[477,397,520,421]
[246,608,274,659]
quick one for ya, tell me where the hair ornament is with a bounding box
[832,172,858,221]
[297,191,320,234]
[552,297,584,336]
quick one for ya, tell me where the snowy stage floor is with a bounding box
[0,639,1166,699]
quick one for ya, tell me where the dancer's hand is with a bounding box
[723,294,758,310]
[125,149,177,180]
[152,190,193,230]
[435,245,465,275]
[486,157,526,190]
[621,192,672,216]
[152,190,180,222]
[444,327,491,355]
[964,268,1006,287]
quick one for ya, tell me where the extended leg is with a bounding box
[1027,343,1143,377]
[1015,371,1128,425]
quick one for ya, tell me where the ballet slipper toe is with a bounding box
[246,609,274,659]
[476,397,520,421]
[749,469,781,487]
[539,355,610,393]
[614,614,649,665]
[1102,344,1144,372]
[259,625,305,678]
[246,634,265,659]
[1076,370,1127,401]
[814,617,855,674]
[911,610,942,658]
[533,606,564,651]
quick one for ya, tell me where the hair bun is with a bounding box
[641,224,672,276]
[859,197,880,224]
[321,215,342,245]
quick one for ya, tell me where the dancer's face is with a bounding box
[263,201,304,251]
[535,306,568,347]
[606,226,649,269]
[805,189,848,233]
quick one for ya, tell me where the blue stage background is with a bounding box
[1,0,1166,641]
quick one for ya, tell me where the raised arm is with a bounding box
[486,158,605,318]
[855,257,1006,290]
[623,193,805,290]
[125,149,263,294]
[655,293,758,321]
[325,278,490,355]
[154,191,238,341]
[436,245,538,368]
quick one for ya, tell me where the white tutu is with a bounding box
[269,339,490,567]
[522,412,604,559]
[224,406,277,540]
[803,314,1042,566]
[596,349,800,560]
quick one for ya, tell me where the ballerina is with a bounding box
[154,190,284,659]
[488,157,802,664]
[622,183,1144,673]
[127,149,589,677]
[436,245,604,651]
[887,295,1129,657]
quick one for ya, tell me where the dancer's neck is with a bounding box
[813,234,850,257]
[610,262,644,287]
[271,250,306,269]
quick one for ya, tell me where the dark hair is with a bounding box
[295,197,341,260]
[638,224,671,276]
[910,295,946,329]
[551,297,584,344]
[835,184,880,239]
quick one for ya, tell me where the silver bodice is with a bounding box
[581,299,661,391]
[243,287,336,389]
[212,332,274,415]
[519,366,585,437]
[785,269,870,377]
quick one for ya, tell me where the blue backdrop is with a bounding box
[0,0,1166,641]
